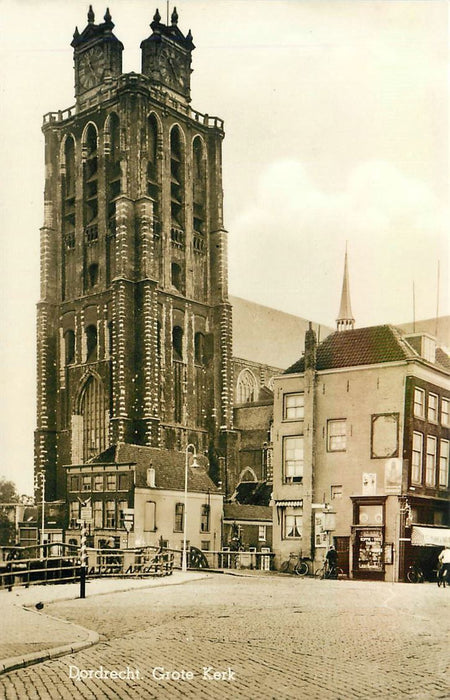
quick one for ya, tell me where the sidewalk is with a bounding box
[0,572,210,675]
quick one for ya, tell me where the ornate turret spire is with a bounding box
[87,5,95,24]
[336,244,355,331]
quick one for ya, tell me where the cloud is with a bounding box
[228,159,448,327]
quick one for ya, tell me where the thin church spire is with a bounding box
[336,243,355,331]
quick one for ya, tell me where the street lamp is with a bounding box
[182,444,199,572]
[36,471,46,556]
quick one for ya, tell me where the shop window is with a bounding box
[354,529,383,572]
[172,325,183,361]
[413,387,425,418]
[425,435,437,486]
[284,510,302,539]
[284,393,304,420]
[441,398,449,426]
[200,504,210,533]
[144,501,156,531]
[327,419,347,452]
[439,440,449,488]
[93,501,103,528]
[105,501,116,528]
[174,502,184,532]
[283,436,304,483]
[411,431,423,484]
[65,330,75,365]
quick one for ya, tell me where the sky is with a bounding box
[0,0,448,494]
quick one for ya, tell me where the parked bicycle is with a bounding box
[406,562,424,583]
[315,562,344,580]
[280,552,311,576]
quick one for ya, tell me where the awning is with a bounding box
[411,526,450,548]
[274,500,303,507]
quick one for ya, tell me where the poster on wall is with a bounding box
[0,1,447,698]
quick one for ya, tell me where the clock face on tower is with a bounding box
[159,46,188,93]
[78,46,105,91]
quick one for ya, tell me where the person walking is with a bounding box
[437,546,450,585]
[325,545,338,578]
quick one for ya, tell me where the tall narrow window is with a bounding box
[327,419,347,452]
[93,501,103,528]
[411,431,423,484]
[63,135,76,251]
[284,393,304,420]
[147,115,161,235]
[171,262,182,291]
[170,126,185,239]
[194,332,205,365]
[83,124,98,239]
[80,374,107,461]
[442,398,449,427]
[172,325,183,361]
[428,394,438,423]
[425,435,437,486]
[200,504,210,532]
[105,501,116,528]
[439,440,449,488]
[192,136,206,253]
[85,325,98,362]
[88,263,99,287]
[106,114,120,285]
[174,503,184,532]
[236,369,258,404]
[64,329,75,365]
[413,387,425,418]
[283,436,304,483]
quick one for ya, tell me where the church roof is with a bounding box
[71,6,123,49]
[223,504,273,522]
[284,324,446,374]
[230,296,333,370]
[87,443,220,494]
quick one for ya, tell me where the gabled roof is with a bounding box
[88,443,220,494]
[285,325,416,374]
[285,324,450,374]
[229,481,272,506]
[223,504,273,522]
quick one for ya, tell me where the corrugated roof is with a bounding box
[223,504,273,522]
[285,325,416,374]
[91,443,220,494]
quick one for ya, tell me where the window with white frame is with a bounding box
[93,500,103,528]
[413,387,425,418]
[105,500,116,528]
[284,510,302,539]
[425,435,437,486]
[106,474,117,491]
[258,525,267,541]
[439,440,449,488]
[441,398,449,427]
[327,419,347,452]
[428,393,438,423]
[283,436,304,482]
[411,432,423,484]
[69,501,79,527]
[94,475,103,491]
[284,393,304,420]
[82,475,91,491]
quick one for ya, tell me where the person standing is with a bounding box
[438,546,450,584]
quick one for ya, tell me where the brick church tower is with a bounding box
[35,7,236,501]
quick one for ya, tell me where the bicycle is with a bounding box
[315,562,344,580]
[280,552,311,576]
[437,566,448,588]
[406,563,424,583]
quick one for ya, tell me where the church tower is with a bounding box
[35,7,236,500]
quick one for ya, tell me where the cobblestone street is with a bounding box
[0,573,448,699]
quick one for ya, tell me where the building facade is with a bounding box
[35,7,236,504]
[272,324,450,581]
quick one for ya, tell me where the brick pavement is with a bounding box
[0,574,448,700]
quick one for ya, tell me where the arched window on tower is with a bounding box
[80,374,107,461]
[171,262,183,292]
[172,325,183,361]
[88,263,99,288]
[64,329,75,365]
[194,332,205,365]
[192,137,206,244]
[83,124,98,241]
[170,126,185,240]
[147,114,161,235]
[85,324,98,362]
[236,368,258,404]
[63,136,76,251]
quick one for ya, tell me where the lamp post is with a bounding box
[182,444,199,572]
[36,471,46,557]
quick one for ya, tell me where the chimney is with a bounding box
[305,322,317,371]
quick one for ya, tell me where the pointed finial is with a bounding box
[88,5,95,24]
[153,8,161,23]
[73,27,80,40]
[171,6,178,25]
[186,29,193,42]
[104,8,112,23]
[336,242,355,332]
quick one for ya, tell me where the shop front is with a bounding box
[351,496,387,580]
